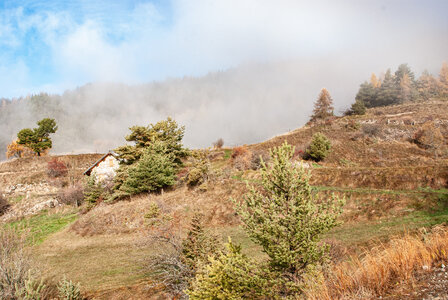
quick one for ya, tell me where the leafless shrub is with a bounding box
[146,235,192,299]
[233,154,251,170]
[403,118,414,125]
[50,178,70,188]
[373,110,383,116]
[324,238,348,264]
[57,184,85,207]
[145,213,221,299]
[213,138,224,149]
[412,122,444,149]
[101,175,116,195]
[350,132,364,141]
[0,228,36,299]
[231,146,252,170]
[0,193,10,216]
[362,124,381,137]
[250,149,270,170]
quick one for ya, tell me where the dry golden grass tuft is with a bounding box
[306,227,448,299]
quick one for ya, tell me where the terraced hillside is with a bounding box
[0,100,447,299]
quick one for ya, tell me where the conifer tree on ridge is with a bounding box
[310,88,334,122]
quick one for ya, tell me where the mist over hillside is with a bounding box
[0,59,442,160]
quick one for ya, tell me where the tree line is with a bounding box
[355,62,448,109]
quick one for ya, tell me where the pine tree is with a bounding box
[147,213,221,298]
[347,99,366,115]
[115,117,188,166]
[232,142,344,274]
[306,132,331,161]
[187,240,269,300]
[182,213,219,270]
[120,142,176,195]
[84,176,103,204]
[17,118,57,156]
[355,81,378,108]
[376,69,399,106]
[394,63,415,85]
[310,88,334,122]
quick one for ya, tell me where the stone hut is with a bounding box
[84,151,120,182]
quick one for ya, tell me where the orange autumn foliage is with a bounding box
[6,140,37,159]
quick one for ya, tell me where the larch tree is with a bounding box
[417,70,439,100]
[438,62,448,98]
[370,73,381,88]
[6,140,26,159]
[399,73,412,102]
[310,88,334,122]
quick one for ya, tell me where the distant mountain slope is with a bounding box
[0,59,388,161]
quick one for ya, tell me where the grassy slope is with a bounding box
[33,232,152,291]
[3,208,78,245]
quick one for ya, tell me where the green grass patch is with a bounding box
[5,209,79,245]
[338,158,358,167]
[314,185,448,196]
[8,195,25,203]
[231,172,244,181]
[214,226,266,261]
[223,149,232,159]
[216,206,448,260]
[312,162,323,168]
[328,207,448,248]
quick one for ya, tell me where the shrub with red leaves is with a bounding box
[231,146,248,159]
[47,158,68,178]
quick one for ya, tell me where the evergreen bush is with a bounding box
[120,142,176,195]
[187,240,270,300]
[306,133,331,162]
[57,278,82,300]
[83,176,103,204]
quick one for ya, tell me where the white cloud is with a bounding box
[0,0,447,97]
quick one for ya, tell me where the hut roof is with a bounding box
[83,151,118,176]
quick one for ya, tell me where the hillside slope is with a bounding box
[0,100,447,299]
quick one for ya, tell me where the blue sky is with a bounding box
[0,0,447,98]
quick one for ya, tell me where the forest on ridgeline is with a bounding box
[1,61,447,161]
